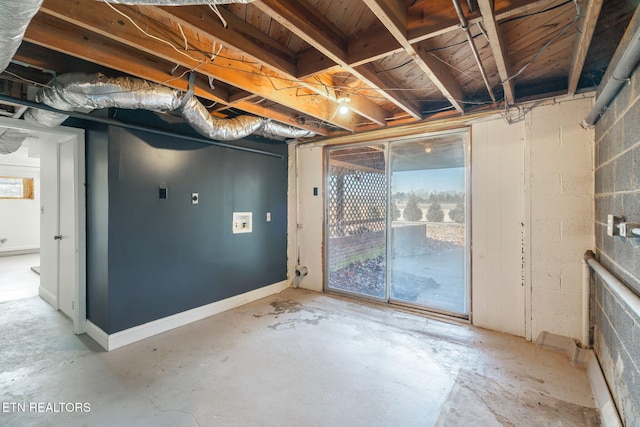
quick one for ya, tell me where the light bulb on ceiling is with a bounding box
[337,96,350,115]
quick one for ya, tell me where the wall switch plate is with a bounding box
[191,192,199,204]
[233,212,252,234]
[607,214,623,236]
[266,212,271,222]
[159,186,168,199]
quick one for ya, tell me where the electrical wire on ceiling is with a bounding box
[1,0,582,124]
[499,0,574,26]
[501,0,580,85]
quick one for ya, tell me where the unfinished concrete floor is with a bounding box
[1,285,599,426]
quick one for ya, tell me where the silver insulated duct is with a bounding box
[24,73,315,141]
[0,127,30,155]
[0,0,44,74]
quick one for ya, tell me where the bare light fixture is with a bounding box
[337,96,350,115]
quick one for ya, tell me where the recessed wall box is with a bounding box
[233,212,252,234]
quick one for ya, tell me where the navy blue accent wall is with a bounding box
[86,125,288,333]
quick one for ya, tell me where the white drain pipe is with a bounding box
[584,6,640,126]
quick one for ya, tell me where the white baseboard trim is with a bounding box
[0,248,40,256]
[38,286,57,309]
[86,280,291,351]
[587,351,623,427]
[85,320,109,351]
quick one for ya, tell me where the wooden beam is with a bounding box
[362,0,465,113]
[24,13,327,136]
[147,3,388,126]
[568,0,603,95]
[478,0,515,104]
[37,0,350,131]
[254,0,423,120]
[150,5,299,80]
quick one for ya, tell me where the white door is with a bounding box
[58,140,76,320]
[38,132,85,334]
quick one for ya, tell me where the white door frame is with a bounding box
[0,117,86,334]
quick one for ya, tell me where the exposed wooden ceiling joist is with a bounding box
[568,0,604,95]
[478,0,515,104]
[254,0,423,120]
[362,0,465,113]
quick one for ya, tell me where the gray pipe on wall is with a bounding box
[584,9,640,126]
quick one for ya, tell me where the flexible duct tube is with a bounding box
[0,0,44,74]
[0,127,30,155]
[24,73,315,141]
[584,13,640,126]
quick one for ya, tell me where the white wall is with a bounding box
[291,144,324,292]
[526,98,595,342]
[0,162,40,254]
[471,118,526,337]
[291,96,595,342]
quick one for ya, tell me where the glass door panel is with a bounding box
[389,134,469,316]
[326,144,387,300]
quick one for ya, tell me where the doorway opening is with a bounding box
[0,117,86,332]
[325,130,470,319]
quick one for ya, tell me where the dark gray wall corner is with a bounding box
[593,55,640,425]
[85,125,288,334]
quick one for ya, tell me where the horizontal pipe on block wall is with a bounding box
[584,251,640,320]
[0,94,284,159]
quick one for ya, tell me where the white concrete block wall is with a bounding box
[526,98,595,342]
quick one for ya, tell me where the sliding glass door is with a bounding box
[389,133,469,316]
[325,130,470,318]
[326,144,387,300]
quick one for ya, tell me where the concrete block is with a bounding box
[614,152,634,191]
[614,78,632,118]
[560,171,593,195]
[601,162,614,194]
[631,64,640,100]
[597,137,609,167]
[635,146,640,188]
[623,98,640,151]
[531,194,593,219]
[531,288,582,340]
[595,222,603,251]
[531,217,561,243]
[617,345,640,425]
[622,192,640,223]
[530,172,561,196]
[595,122,606,145]
[560,264,583,293]
[532,262,561,291]
[595,167,603,194]
[561,218,593,241]
[614,307,638,366]
[608,120,624,160]
[595,194,609,224]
